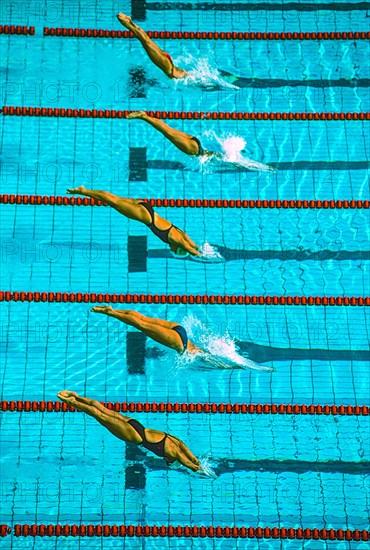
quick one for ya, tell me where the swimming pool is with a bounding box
[1,0,369,548]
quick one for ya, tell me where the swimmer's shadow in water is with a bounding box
[237,341,369,363]
[128,67,159,99]
[145,347,166,359]
[147,159,269,173]
[213,246,370,263]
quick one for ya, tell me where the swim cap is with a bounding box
[174,247,189,258]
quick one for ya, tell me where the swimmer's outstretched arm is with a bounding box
[170,230,201,257]
[198,351,238,370]
[186,344,233,368]
[117,13,187,79]
[165,435,202,472]
[180,231,199,251]
[176,453,201,472]
[127,111,200,156]
[171,241,200,257]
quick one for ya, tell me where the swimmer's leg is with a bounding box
[117,13,177,77]
[66,187,151,224]
[91,307,184,352]
[127,112,200,156]
[57,391,140,442]
[58,391,116,419]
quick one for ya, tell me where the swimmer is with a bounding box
[90,306,245,371]
[127,111,217,158]
[57,391,202,473]
[90,306,203,355]
[117,13,188,79]
[66,186,200,257]
[127,112,275,171]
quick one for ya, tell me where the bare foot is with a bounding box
[57,390,78,404]
[117,13,135,29]
[127,111,147,120]
[67,185,87,195]
[91,305,113,315]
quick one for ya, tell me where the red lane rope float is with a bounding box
[0,525,11,537]
[2,106,370,121]
[0,25,35,35]
[43,28,370,41]
[0,195,369,210]
[1,401,368,416]
[12,524,370,540]
[1,291,369,306]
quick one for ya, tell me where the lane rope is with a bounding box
[1,401,368,416]
[1,291,368,306]
[43,28,370,41]
[1,291,369,306]
[2,106,370,120]
[0,25,35,35]
[1,26,370,40]
[0,195,369,209]
[4,524,368,540]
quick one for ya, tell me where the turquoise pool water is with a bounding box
[1,0,369,549]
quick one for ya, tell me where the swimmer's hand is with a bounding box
[198,456,218,479]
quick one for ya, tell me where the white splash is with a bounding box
[181,315,274,372]
[198,455,218,479]
[194,242,225,263]
[219,135,275,172]
[174,54,240,90]
[199,130,275,172]
[220,136,247,162]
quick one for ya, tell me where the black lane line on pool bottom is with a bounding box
[219,75,370,89]
[129,454,370,475]
[127,332,147,374]
[212,248,370,263]
[129,147,148,181]
[147,2,370,12]
[217,459,370,475]
[131,0,147,21]
[125,464,146,489]
[147,248,370,263]
[128,236,147,273]
[146,160,370,172]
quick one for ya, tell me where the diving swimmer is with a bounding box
[57,391,203,472]
[117,13,188,79]
[127,112,275,171]
[66,186,200,257]
[116,13,240,91]
[91,307,269,371]
[127,111,214,157]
